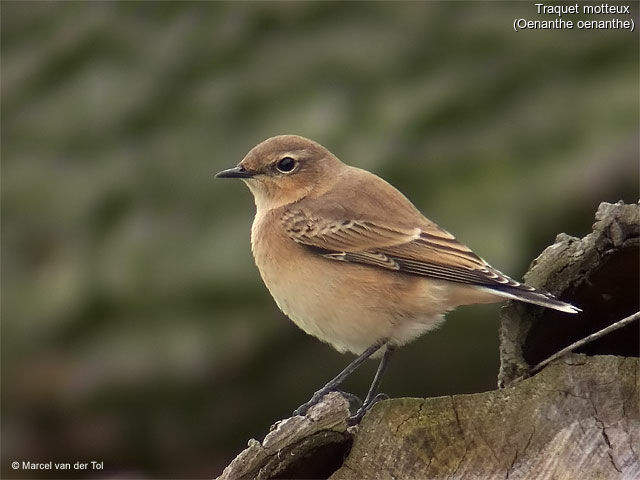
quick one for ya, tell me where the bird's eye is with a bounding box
[276,157,296,173]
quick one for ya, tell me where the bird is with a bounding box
[215,134,580,422]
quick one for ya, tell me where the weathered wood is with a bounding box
[216,392,352,480]
[330,355,639,480]
[499,201,639,387]
[218,355,639,480]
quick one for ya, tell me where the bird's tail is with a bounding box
[481,285,581,314]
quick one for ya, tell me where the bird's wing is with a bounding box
[281,208,528,290]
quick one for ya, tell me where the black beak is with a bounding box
[214,166,254,179]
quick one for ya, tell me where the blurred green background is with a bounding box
[1,1,638,478]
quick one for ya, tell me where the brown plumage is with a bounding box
[216,134,580,419]
[217,135,578,356]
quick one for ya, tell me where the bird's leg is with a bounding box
[293,339,387,417]
[348,345,395,425]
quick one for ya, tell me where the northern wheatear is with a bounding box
[216,135,579,421]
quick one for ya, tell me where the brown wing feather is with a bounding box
[281,209,530,292]
[281,209,421,251]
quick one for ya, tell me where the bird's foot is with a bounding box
[292,393,323,417]
[347,392,389,425]
[293,389,362,417]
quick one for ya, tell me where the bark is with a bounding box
[216,202,639,480]
[217,356,639,480]
[499,201,639,387]
[332,355,639,480]
[216,392,352,480]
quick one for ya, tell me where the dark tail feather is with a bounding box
[481,285,581,313]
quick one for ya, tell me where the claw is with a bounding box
[347,392,388,425]
[290,341,390,418]
[292,391,330,417]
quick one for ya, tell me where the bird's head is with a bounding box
[216,135,344,211]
